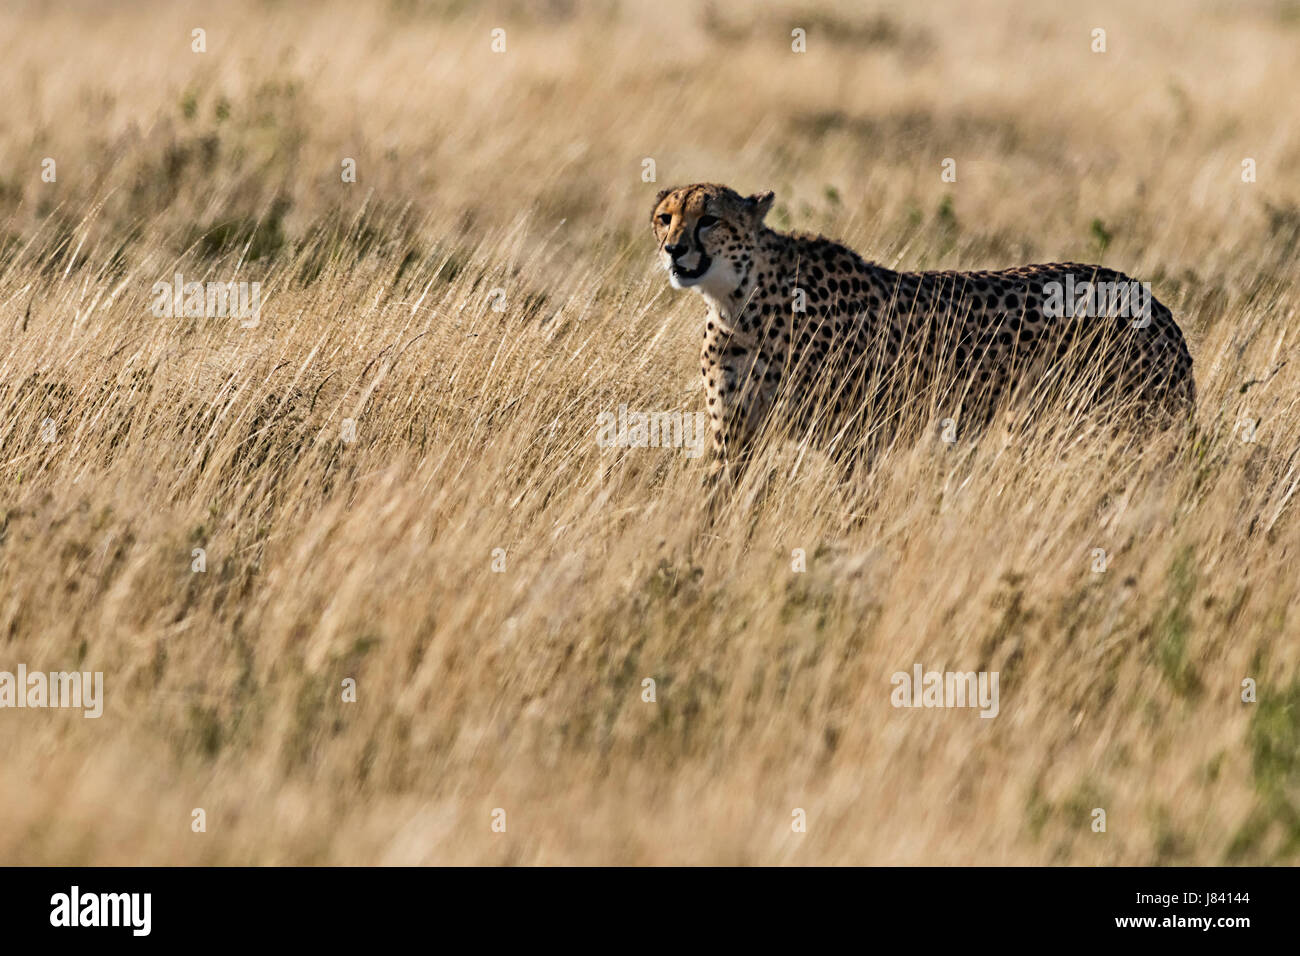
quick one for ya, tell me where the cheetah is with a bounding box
[650,183,1195,483]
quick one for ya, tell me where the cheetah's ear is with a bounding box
[650,187,673,224]
[746,190,775,222]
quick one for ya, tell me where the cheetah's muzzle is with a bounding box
[670,254,711,283]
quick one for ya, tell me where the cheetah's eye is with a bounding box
[698,215,719,228]
[658,213,672,226]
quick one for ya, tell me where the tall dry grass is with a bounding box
[0,0,1298,863]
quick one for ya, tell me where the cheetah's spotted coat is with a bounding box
[650,183,1195,481]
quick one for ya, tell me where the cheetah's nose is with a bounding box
[664,242,687,259]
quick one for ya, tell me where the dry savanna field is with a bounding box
[1,0,1298,865]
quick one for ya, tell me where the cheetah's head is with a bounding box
[651,184,775,298]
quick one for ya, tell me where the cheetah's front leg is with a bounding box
[700,316,773,493]
[703,375,768,493]
[704,427,748,490]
